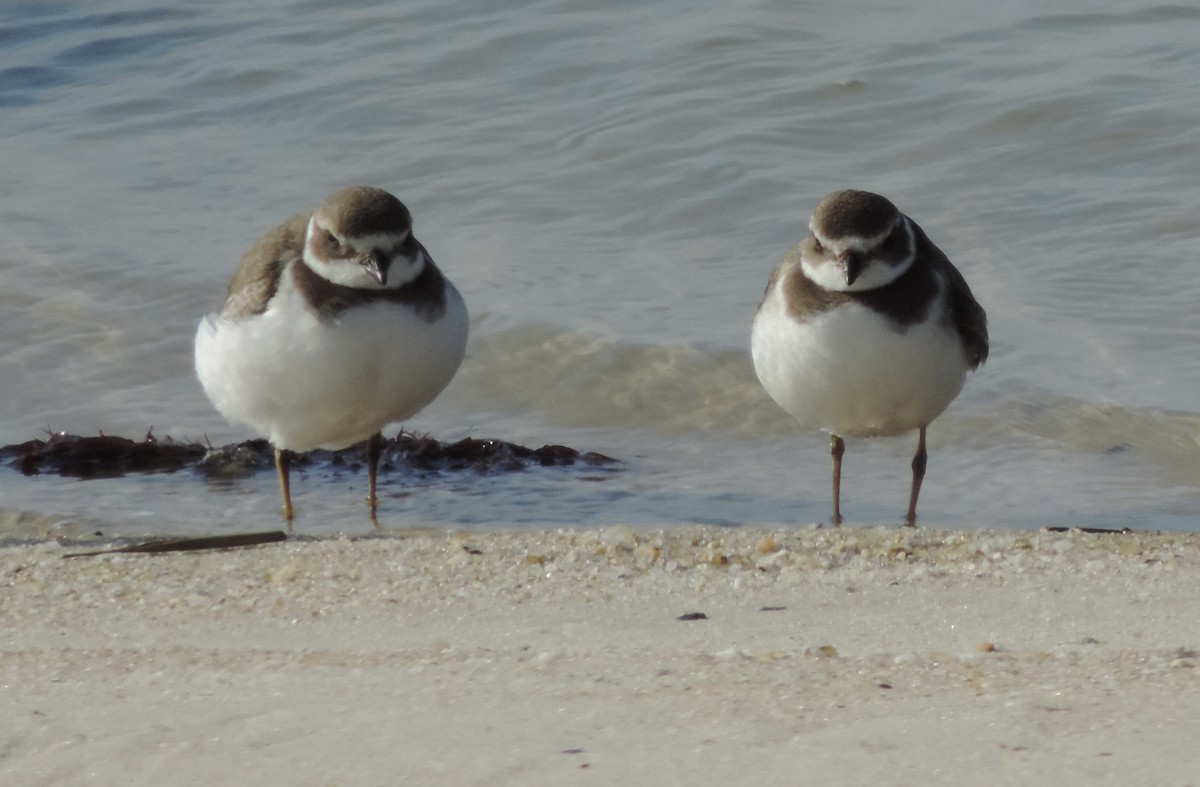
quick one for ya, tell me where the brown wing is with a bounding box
[909,219,989,369]
[220,212,309,320]
[942,257,989,369]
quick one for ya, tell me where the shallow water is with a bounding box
[2,0,1198,537]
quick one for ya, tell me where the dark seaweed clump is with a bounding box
[2,431,620,480]
[2,431,206,479]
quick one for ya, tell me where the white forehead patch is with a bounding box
[307,217,411,250]
[802,219,916,293]
[343,230,411,250]
[810,221,896,256]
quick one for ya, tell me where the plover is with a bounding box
[195,186,468,520]
[750,189,988,526]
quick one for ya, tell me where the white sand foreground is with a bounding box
[2,525,1199,786]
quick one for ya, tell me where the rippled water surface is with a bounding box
[2,0,1198,536]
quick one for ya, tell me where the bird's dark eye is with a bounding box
[812,237,824,253]
[325,232,341,249]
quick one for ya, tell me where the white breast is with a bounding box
[195,272,468,451]
[751,265,969,438]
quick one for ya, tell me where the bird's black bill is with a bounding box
[839,252,863,286]
[360,250,389,286]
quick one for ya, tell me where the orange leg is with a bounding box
[830,434,845,526]
[904,427,928,527]
[274,447,295,524]
[366,432,383,522]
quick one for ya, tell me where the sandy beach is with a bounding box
[2,524,1198,786]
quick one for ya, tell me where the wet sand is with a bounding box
[2,525,1198,785]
